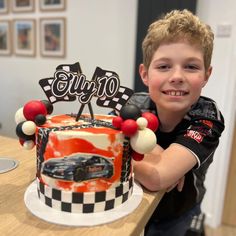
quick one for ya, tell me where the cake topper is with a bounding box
[39,62,134,121]
[15,61,159,157]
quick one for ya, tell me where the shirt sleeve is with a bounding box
[174,97,225,168]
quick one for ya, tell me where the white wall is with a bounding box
[0,0,138,137]
[0,0,235,229]
[197,0,236,228]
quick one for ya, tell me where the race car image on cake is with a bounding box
[41,154,114,182]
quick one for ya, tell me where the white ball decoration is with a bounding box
[22,121,36,135]
[23,140,35,150]
[130,128,156,154]
[136,117,148,130]
[15,107,26,124]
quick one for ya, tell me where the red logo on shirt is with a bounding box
[185,130,203,143]
[200,120,213,128]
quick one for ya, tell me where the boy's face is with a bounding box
[139,42,212,115]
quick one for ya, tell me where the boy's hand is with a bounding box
[166,176,185,192]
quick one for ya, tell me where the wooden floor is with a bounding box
[205,225,236,236]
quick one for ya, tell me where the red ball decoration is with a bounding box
[19,138,25,146]
[132,151,144,161]
[121,119,138,136]
[19,138,35,147]
[112,116,123,129]
[23,100,47,121]
[142,112,159,132]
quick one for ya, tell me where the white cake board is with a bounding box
[24,181,143,226]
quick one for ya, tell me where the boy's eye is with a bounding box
[185,64,200,70]
[157,64,171,70]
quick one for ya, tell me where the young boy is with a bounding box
[131,10,225,236]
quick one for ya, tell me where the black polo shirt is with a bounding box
[127,93,225,220]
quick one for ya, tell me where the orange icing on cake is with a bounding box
[36,114,129,192]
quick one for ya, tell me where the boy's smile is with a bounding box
[140,42,212,128]
[162,90,189,97]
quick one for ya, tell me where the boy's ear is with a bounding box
[203,66,212,87]
[139,64,149,86]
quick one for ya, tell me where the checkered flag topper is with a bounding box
[39,62,82,104]
[56,62,82,73]
[91,67,134,111]
[96,86,134,111]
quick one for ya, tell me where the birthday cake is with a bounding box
[15,62,158,214]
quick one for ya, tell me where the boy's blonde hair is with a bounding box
[142,9,214,70]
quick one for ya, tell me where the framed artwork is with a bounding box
[13,19,36,56]
[39,0,66,11]
[40,18,66,57]
[12,0,34,13]
[0,0,8,14]
[0,21,11,55]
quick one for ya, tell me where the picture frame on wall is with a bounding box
[40,18,66,57]
[0,21,11,55]
[13,19,36,56]
[0,0,8,14]
[12,0,34,13]
[39,0,66,11]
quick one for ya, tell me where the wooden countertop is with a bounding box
[0,135,164,236]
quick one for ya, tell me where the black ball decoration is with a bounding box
[16,121,35,140]
[35,114,47,126]
[120,104,142,120]
[41,100,53,115]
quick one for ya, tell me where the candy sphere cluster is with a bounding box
[15,100,53,150]
[112,104,159,161]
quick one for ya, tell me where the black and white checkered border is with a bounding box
[96,86,134,111]
[37,176,133,213]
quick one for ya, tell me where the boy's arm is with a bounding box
[133,143,197,191]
